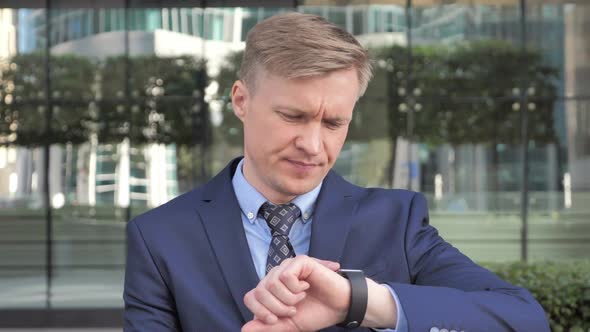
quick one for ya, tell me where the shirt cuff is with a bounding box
[371,284,408,332]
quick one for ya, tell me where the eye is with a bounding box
[323,120,342,130]
[279,112,303,122]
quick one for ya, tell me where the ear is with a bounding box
[231,80,249,122]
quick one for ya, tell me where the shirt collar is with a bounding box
[232,158,322,224]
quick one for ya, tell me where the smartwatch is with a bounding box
[337,269,368,329]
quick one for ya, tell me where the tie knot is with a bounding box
[259,202,301,236]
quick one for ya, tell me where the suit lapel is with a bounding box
[195,158,259,323]
[309,171,358,263]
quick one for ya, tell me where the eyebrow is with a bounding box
[272,105,351,124]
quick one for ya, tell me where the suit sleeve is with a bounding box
[386,193,550,332]
[123,218,180,331]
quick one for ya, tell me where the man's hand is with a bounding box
[242,255,349,332]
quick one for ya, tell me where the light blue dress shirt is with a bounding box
[232,159,407,331]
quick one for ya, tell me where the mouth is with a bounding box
[287,160,320,167]
[285,159,322,172]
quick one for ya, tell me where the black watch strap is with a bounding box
[337,269,368,329]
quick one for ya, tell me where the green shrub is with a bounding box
[486,261,590,332]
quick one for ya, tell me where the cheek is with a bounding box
[246,114,274,145]
[271,126,298,148]
[249,126,294,160]
[325,132,348,159]
[249,111,290,145]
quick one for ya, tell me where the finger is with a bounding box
[254,285,297,317]
[313,258,340,271]
[244,290,279,325]
[266,262,307,303]
[242,319,291,332]
[268,259,308,299]
[242,319,265,332]
[267,277,307,306]
[278,269,310,294]
[278,255,317,292]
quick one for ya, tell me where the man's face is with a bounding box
[231,68,359,204]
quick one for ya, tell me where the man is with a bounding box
[124,13,549,331]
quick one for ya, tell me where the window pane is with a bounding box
[48,3,126,307]
[0,7,48,308]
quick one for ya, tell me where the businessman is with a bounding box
[123,12,550,331]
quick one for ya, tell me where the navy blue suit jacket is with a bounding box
[124,158,549,331]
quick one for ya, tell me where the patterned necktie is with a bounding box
[259,202,302,275]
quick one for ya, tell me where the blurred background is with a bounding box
[0,0,588,329]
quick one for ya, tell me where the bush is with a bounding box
[486,261,590,332]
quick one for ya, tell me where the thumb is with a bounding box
[313,258,340,272]
[241,320,262,332]
[242,319,289,332]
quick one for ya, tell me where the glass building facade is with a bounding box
[0,0,588,327]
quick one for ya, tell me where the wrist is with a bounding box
[338,283,351,323]
[361,279,398,328]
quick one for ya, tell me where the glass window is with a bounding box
[146,8,162,31]
[0,7,48,309]
[207,12,224,41]
[104,9,112,32]
[327,7,346,30]
[2,0,590,321]
[241,8,258,41]
[186,9,193,35]
[352,7,365,35]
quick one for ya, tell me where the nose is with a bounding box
[294,123,322,156]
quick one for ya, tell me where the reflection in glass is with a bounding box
[1,1,590,314]
[0,7,48,309]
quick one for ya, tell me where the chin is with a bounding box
[283,180,320,196]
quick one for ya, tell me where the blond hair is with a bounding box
[238,12,372,97]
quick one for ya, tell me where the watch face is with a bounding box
[338,269,364,278]
[338,269,364,273]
